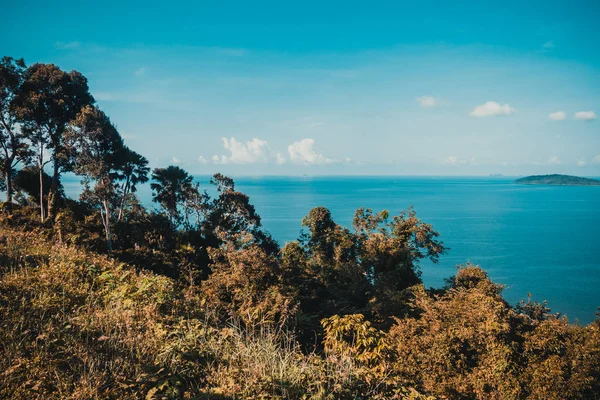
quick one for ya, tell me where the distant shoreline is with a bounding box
[515,174,600,186]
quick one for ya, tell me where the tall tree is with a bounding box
[0,57,29,215]
[150,165,195,226]
[283,206,447,326]
[353,206,446,320]
[112,146,149,221]
[203,173,277,253]
[182,181,210,231]
[14,63,94,221]
[65,105,124,250]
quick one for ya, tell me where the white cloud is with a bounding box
[548,156,561,165]
[171,157,182,164]
[470,101,515,118]
[416,96,438,108]
[548,111,566,121]
[574,111,597,121]
[593,155,600,164]
[288,138,334,165]
[216,137,270,164]
[577,159,587,167]
[135,67,147,76]
[198,156,208,164]
[212,155,220,163]
[275,152,286,164]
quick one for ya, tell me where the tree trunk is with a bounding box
[102,198,113,251]
[5,165,13,215]
[0,119,15,216]
[117,177,130,221]
[38,143,45,222]
[47,160,60,219]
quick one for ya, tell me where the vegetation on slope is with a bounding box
[2,210,600,399]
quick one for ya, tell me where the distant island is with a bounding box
[515,174,600,186]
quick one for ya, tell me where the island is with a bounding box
[515,174,600,186]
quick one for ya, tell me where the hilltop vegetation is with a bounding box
[1,56,600,399]
[515,174,600,186]
[2,216,600,399]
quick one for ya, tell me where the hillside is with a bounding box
[2,217,600,399]
[515,174,600,186]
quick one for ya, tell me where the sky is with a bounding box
[3,0,600,175]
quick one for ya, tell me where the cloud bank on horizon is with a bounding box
[208,137,337,166]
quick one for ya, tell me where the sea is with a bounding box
[63,175,600,324]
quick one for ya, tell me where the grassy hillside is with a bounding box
[1,224,599,399]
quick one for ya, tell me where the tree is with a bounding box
[182,181,210,231]
[203,173,278,253]
[0,57,29,215]
[112,146,149,221]
[295,207,369,322]
[353,206,446,320]
[286,206,446,327]
[65,105,124,250]
[300,206,339,262]
[150,165,195,226]
[14,63,94,221]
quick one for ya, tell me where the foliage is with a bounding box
[13,166,58,204]
[2,207,600,399]
[201,237,298,326]
[387,264,600,399]
[322,314,397,397]
[151,165,195,226]
[0,56,30,215]
[282,205,446,335]
[65,105,127,249]
[13,61,94,220]
[0,229,180,399]
[113,146,149,221]
[203,172,278,253]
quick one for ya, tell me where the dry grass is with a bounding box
[1,228,423,399]
[3,227,593,399]
[0,228,179,399]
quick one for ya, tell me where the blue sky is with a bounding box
[3,0,599,175]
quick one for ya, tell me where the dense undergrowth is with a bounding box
[1,218,599,399]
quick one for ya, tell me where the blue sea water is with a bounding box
[63,175,600,324]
